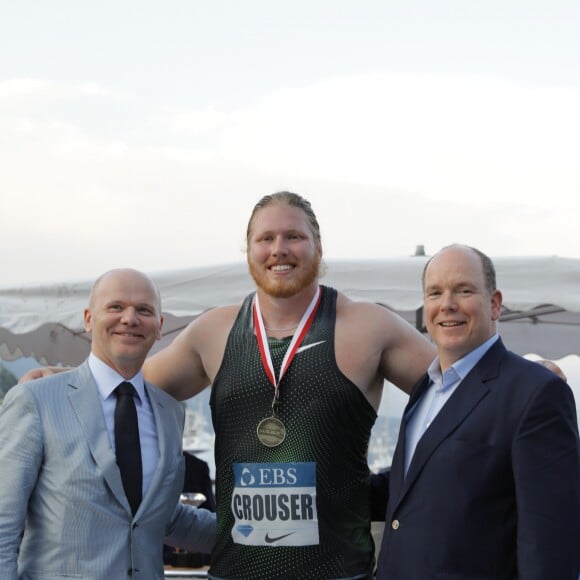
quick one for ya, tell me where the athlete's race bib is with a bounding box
[231,462,319,547]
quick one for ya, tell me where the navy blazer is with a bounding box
[376,338,580,579]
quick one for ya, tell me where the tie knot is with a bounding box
[116,381,136,397]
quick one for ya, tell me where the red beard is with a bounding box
[248,256,320,298]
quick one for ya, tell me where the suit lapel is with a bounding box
[67,362,129,512]
[406,373,432,412]
[389,375,431,506]
[394,339,506,507]
[138,383,178,513]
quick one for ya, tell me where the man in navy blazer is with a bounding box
[0,269,216,580]
[376,245,580,579]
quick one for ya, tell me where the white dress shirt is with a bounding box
[88,353,160,497]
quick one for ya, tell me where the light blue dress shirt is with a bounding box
[89,353,160,497]
[404,334,499,476]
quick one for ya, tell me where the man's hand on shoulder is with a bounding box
[18,366,70,384]
[535,360,567,382]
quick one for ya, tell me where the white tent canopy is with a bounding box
[1,256,579,366]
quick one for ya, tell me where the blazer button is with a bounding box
[391,519,400,530]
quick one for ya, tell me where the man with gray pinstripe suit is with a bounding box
[0,269,216,580]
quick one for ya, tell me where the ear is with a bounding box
[490,289,503,321]
[316,241,323,258]
[83,308,92,333]
[156,315,164,341]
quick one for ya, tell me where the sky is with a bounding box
[1,0,579,288]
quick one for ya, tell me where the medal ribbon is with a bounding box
[253,286,321,401]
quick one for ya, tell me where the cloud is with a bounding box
[156,73,580,207]
[1,71,580,286]
[4,72,578,213]
[152,106,231,137]
[0,78,128,101]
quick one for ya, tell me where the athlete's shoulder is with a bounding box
[194,302,243,328]
[335,291,392,319]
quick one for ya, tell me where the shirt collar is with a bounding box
[427,334,499,390]
[88,352,146,403]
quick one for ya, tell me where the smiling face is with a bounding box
[423,246,502,370]
[84,269,163,377]
[247,201,322,298]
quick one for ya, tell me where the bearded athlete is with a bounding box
[143,192,435,579]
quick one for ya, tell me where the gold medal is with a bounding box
[253,287,321,449]
[257,416,286,447]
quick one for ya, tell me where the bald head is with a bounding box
[422,244,503,370]
[422,244,497,296]
[89,269,161,312]
[84,268,163,378]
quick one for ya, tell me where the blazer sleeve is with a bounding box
[513,376,580,578]
[164,503,217,555]
[0,386,44,580]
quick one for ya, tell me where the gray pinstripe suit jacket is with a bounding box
[0,361,215,579]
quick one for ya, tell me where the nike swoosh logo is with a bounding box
[265,532,295,543]
[296,340,326,354]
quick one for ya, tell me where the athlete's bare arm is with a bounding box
[377,309,435,394]
[143,304,240,401]
[335,295,435,408]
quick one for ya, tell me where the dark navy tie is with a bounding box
[114,381,143,516]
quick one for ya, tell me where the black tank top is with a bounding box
[209,285,377,579]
